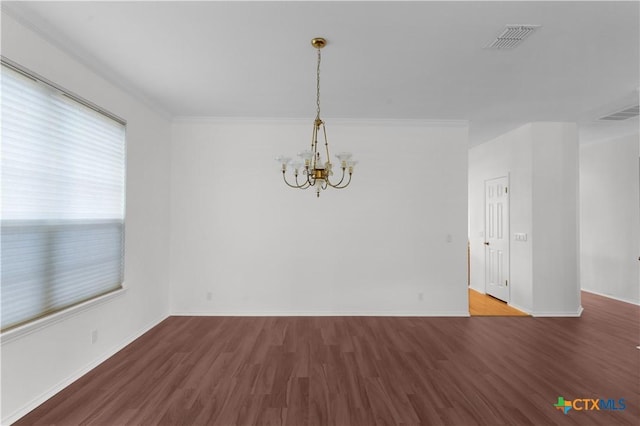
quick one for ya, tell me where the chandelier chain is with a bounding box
[316,48,321,120]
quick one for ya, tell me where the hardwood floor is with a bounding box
[15,292,639,426]
[469,288,529,316]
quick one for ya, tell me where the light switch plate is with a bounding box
[514,233,528,241]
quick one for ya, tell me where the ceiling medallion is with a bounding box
[276,37,357,198]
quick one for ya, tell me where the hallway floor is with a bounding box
[469,288,529,316]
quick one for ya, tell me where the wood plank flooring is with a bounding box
[15,292,639,426]
[469,288,530,316]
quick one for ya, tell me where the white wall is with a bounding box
[580,133,640,304]
[170,119,469,316]
[1,13,172,424]
[469,122,581,316]
[531,123,580,315]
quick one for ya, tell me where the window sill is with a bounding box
[1,287,127,345]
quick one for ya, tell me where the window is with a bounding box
[1,59,126,331]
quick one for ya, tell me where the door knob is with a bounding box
[484,242,490,246]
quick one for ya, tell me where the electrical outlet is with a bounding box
[446,234,452,243]
[91,329,98,344]
[418,292,424,301]
[206,291,212,301]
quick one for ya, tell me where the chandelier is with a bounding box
[276,37,357,197]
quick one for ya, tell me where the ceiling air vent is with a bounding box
[598,105,639,121]
[485,25,540,49]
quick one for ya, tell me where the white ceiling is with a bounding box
[3,1,639,146]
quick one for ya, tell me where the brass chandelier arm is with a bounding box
[282,171,308,189]
[327,171,352,189]
[296,172,312,189]
[327,166,346,187]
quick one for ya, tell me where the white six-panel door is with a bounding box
[485,176,510,302]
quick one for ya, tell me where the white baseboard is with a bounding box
[2,314,168,425]
[532,306,583,317]
[581,288,640,306]
[170,311,471,317]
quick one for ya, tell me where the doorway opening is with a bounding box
[468,175,528,316]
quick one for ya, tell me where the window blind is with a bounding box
[1,61,126,331]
